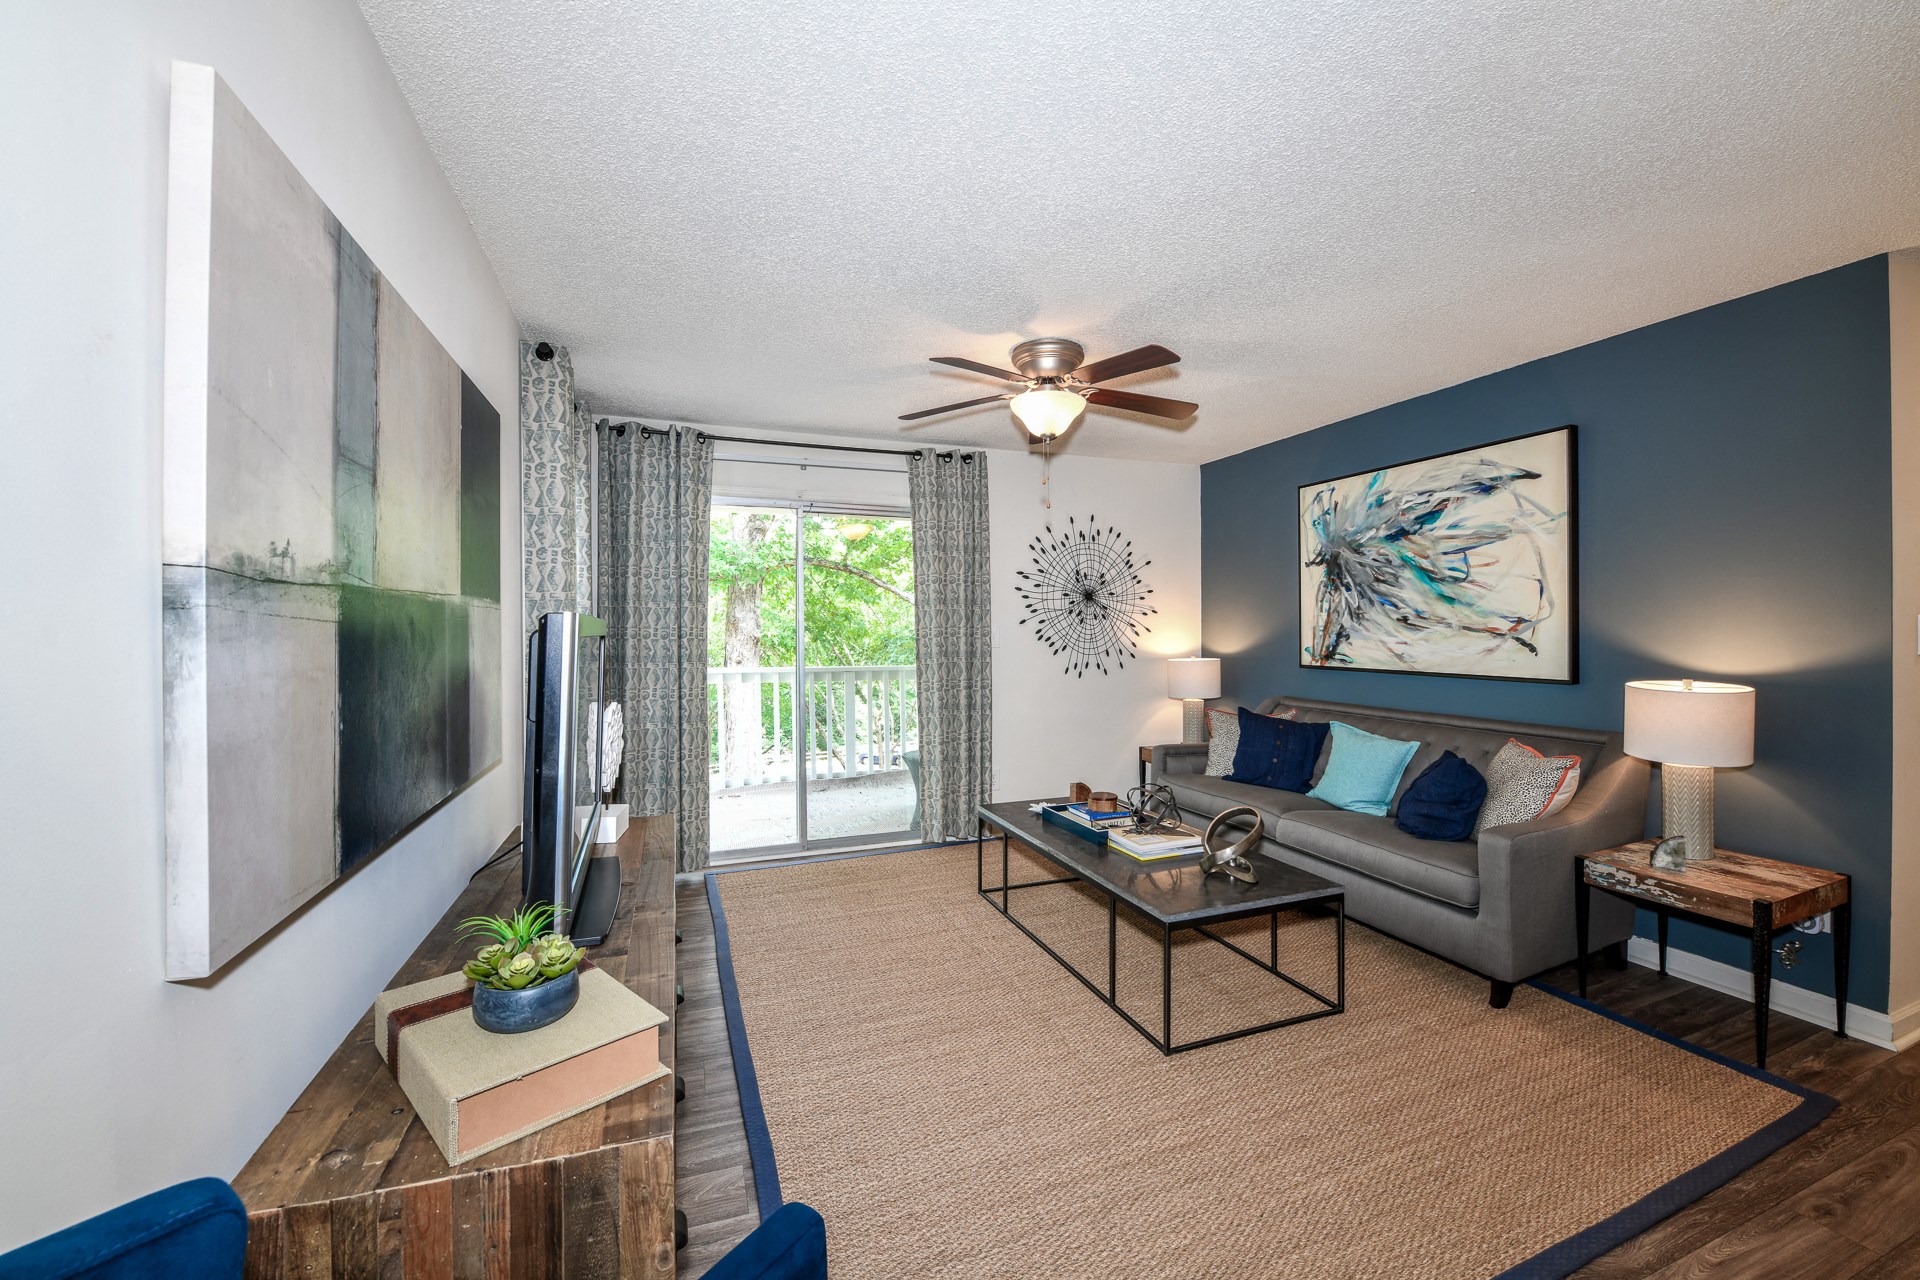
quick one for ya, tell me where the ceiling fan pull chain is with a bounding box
[1042,437,1053,509]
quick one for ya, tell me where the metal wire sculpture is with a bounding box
[1123,784,1182,834]
[1012,515,1156,677]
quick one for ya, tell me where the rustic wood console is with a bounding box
[233,818,678,1279]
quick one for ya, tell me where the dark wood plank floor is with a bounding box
[673,874,1913,1278]
[675,876,761,1278]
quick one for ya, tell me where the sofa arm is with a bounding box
[1474,752,1651,977]
[1149,742,1209,778]
[0,1177,247,1280]
[1480,751,1650,861]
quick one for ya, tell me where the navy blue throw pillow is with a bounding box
[1394,751,1488,842]
[1227,707,1329,792]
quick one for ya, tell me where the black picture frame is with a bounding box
[1296,424,1579,685]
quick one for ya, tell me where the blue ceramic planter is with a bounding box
[472,969,580,1034]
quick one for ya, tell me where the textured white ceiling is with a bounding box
[360,0,1920,464]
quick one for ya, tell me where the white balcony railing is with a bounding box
[708,664,918,790]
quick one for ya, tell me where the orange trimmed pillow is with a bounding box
[1473,738,1582,835]
[1204,705,1296,777]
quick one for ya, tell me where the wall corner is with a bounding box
[1888,248,1920,1014]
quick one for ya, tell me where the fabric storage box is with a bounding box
[374,966,669,1164]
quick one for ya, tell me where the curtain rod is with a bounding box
[700,431,921,457]
[595,420,975,461]
[712,452,906,475]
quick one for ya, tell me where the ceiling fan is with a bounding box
[900,338,1197,441]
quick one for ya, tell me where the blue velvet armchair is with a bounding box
[706,1202,828,1280]
[0,1180,820,1280]
[0,1178,247,1280]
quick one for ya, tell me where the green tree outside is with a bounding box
[708,508,916,780]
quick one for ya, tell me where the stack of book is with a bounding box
[1038,802,1136,843]
[1064,803,1135,829]
[1107,824,1206,861]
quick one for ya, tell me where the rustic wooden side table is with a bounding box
[1575,842,1850,1069]
[232,820,679,1279]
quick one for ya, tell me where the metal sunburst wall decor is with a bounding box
[1014,515,1156,677]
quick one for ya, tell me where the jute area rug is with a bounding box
[707,842,1829,1279]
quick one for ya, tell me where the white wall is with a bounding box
[611,418,1202,806]
[984,449,1202,801]
[0,3,520,1248]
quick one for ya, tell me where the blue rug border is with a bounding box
[704,871,784,1222]
[704,841,965,1223]
[1488,978,1837,1279]
[706,845,1837,1273]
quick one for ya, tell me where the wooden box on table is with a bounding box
[373,967,670,1167]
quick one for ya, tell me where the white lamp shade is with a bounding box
[1167,657,1222,700]
[1009,387,1087,439]
[1623,680,1755,767]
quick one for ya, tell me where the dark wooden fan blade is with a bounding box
[1073,344,1180,385]
[1083,387,1199,420]
[898,393,1013,421]
[929,356,1020,381]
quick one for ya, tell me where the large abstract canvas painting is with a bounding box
[162,64,502,979]
[1298,426,1576,683]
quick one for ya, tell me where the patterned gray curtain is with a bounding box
[599,425,715,871]
[519,342,592,635]
[907,449,993,841]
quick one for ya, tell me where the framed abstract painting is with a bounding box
[1298,425,1577,683]
[161,64,503,979]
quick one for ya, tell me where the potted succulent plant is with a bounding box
[458,903,585,1034]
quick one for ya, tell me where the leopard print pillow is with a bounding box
[1473,739,1582,835]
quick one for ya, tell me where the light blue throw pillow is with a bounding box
[1308,721,1421,817]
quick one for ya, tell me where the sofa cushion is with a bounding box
[1263,699,1601,813]
[1227,709,1328,791]
[1271,810,1481,909]
[1395,751,1488,842]
[1475,739,1583,835]
[1307,722,1421,816]
[1205,705,1293,777]
[1165,773,1339,835]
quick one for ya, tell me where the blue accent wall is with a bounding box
[1202,257,1893,1011]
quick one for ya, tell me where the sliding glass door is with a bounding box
[709,504,799,851]
[797,511,918,846]
[708,503,918,859]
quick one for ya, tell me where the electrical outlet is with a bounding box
[1792,912,1832,935]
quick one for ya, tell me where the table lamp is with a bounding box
[1167,657,1221,744]
[1623,679,1755,861]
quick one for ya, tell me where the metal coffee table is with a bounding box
[977,800,1346,1054]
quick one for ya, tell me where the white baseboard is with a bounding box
[1622,937,1920,1053]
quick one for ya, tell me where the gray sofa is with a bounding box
[1150,696,1649,1007]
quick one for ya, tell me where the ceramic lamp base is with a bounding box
[1662,763,1717,861]
[1181,698,1207,744]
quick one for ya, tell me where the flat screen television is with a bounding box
[523,611,620,944]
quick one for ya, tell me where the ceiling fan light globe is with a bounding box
[1010,387,1086,440]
